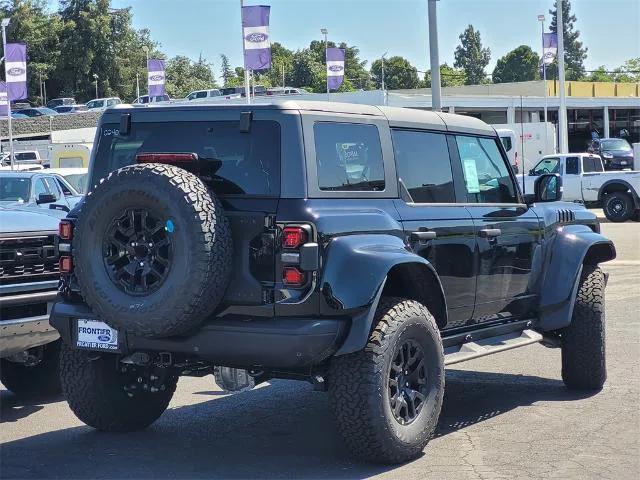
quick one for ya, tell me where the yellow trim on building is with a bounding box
[548,80,639,97]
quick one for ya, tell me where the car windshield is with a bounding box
[92,121,281,196]
[601,139,631,151]
[532,158,560,175]
[0,177,31,202]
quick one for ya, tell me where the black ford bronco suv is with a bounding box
[51,101,616,464]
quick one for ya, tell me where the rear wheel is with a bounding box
[60,345,177,431]
[0,341,61,398]
[602,192,633,222]
[561,265,606,390]
[329,297,444,464]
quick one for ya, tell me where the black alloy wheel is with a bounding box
[388,339,429,425]
[103,209,172,295]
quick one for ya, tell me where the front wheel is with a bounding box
[328,297,444,464]
[0,341,61,398]
[561,265,606,390]
[603,192,634,222]
[60,345,178,431]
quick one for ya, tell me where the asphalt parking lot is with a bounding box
[1,220,639,480]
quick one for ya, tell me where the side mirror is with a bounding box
[528,169,535,175]
[36,193,57,204]
[533,173,563,203]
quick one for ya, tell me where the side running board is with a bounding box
[444,329,543,366]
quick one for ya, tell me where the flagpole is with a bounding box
[321,28,329,101]
[240,0,251,105]
[1,19,14,171]
[539,14,548,155]
[556,0,568,154]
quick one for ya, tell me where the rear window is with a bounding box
[91,121,280,196]
[314,122,385,191]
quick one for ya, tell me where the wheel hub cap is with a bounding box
[388,339,428,425]
[103,209,172,295]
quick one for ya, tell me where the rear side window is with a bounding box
[196,91,208,99]
[500,136,513,152]
[583,157,603,173]
[455,135,518,204]
[314,122,384,191]
[93,121,281,196]
[392,130,455,203]
[565,157,580,174]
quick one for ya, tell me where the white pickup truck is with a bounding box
[520,153,640,222]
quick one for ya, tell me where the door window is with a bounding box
[455,135,518,204]
[196,91,208,99]
[33,178,49,198]
[565,157,580,174]
[583,156,603,173]
[43,177,60,200]
[314,122,385,191]
[392,130,455,203]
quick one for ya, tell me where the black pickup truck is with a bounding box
[51,101,615,464]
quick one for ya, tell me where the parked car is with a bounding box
[184,89,222,101]
[53,104,88,114]
[132,94,171,105]
[0,150,42,168]
[86,97,122,111]
[588,137,634,170]
[266,87,308,96]
[12,107,59,117]
[46,98,76,109]
[51,102,616,464]
[11,112,28,119]
[0,170,83,211]
[523,153,640,222]
[46,168,89,194]
[0,205,62,397]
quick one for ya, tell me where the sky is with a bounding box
[107,0,639,79]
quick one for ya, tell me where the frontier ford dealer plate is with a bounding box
[76,319,119,351]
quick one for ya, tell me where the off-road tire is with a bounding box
[0,341,61,398]
[561,265,606,390]
[328,297,444,464]
[603,192,634,222]
[73,163,232,338]
[60,344,177,431]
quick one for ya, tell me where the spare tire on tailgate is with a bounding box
[74,163,232,338]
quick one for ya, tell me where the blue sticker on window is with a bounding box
[165,219,175,233]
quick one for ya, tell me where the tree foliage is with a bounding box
[454,25,491,85]
[165,55,216,98]
[370,56,419,90]
[492,45,540,83]
[547,0,587,81]
[422,63,467,88]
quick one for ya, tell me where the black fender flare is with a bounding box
[319,234,447,355]
[538,224,616,331]
[598,179,640,209]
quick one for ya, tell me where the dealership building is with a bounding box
[322,80,640,153]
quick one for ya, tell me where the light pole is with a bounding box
[321,28,329,100]
[240,0,251,104]
[142,45,149,97]
[1,17,14,171]
[427,0,442,111]
[538,14,549,154]
[381,51,388,105]
[93,73,99,98]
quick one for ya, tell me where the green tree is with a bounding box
[0,0,64,104]
[289,48,324,92]
[219,53,233,87]
[454,25,491,85]
[263,42,293,88]
[547,0,588,81]
[492,45,540,83]
[611,58,640,83]
[370,56,419,90]
[422,63,467,88]
[585,66,614,82]
[165,55,216,98]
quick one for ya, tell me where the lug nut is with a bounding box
[139,262,144,267]
[137,377,143,383]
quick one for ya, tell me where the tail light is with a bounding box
[283,267,305,287]
[59,220,73,240]
[136,153,198,164]
[282,227,307,249]
[59,256,73,273]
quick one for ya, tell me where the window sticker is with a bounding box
[462,158,481,194]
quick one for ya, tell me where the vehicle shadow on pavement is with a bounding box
[0,390,64,424]
[0,370,597,480]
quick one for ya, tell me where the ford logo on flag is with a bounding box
[7,67,25,76]
[150,74,164,82]
[97,333,111,342]
[245,32,268,43]
[329,65,344,73]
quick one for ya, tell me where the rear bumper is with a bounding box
[50,302,348,369]
[1,315,60,358]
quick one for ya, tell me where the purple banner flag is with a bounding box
[326,48,345,91]
[0,82,8,117]
[242,5,271,71]
[147,59,166,96]
[542,33,558,65]
[5,43,27,101]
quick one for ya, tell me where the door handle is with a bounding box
[479,228,502,238]
[410,231,437,241]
